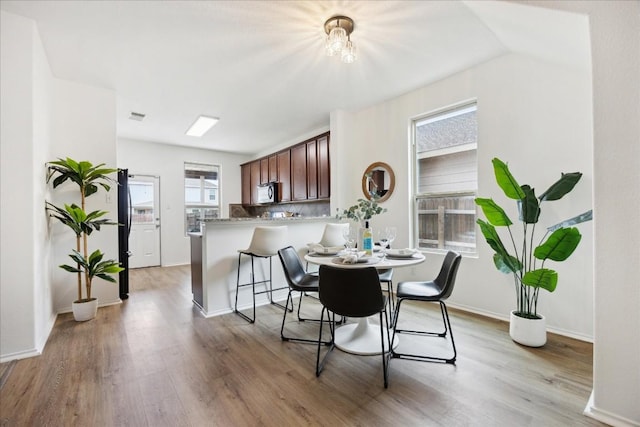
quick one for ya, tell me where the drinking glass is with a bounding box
[377,230,389,249]
[342,226,357,252]
[385,226,397,248]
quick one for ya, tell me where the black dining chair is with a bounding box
[391,251,461,364]
[378,268,394,324]
[316,265,391,388]
[278,246,330,345]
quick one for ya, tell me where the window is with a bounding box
[185,162,220,232]
[413,102,477,253]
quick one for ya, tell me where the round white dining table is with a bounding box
[304,251,426,355]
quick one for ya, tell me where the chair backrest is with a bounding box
[278,246,307,288]
[318,223,349,247]
[246,226,288,256]
[318,265,385,318]
[433,251,462,300]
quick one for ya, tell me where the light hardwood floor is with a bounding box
[0,265,604,426]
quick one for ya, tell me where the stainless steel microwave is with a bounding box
[257,182,278,204]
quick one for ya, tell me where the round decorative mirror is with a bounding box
[362,162,395,203]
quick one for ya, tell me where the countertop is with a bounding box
[202,216,333,223]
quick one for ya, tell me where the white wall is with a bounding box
[117,138,251,266]
[569,1,640,425]
[1,11,58,360]
[336,52,594,339]
[49,79,119,313]
[1,11,40,360]
[1,10,120,361]
[32,15,55,352]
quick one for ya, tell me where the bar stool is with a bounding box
[306,223,349,272]
[234,225,288,323]
[318,223,349,247]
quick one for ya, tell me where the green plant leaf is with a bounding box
[46,157,116,199]
[475,198,512,226]
[517,185,540,224]
[477,219,521,273]
[59,264,81,273]
[493,158,525,200]
[493,253,522,274]
[547,210,593,232]
[476,219,504,254]
[522,268,558,292]
[534,227,582,261]
[538,172,582,201]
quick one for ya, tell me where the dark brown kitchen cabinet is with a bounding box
[268,155,278,183]
[291,144,307,201]
[277,151,291,202]
[240,132,329,206]
[260,158,269,184]
[241,164,251,205]
[306,140,318,200]
[317,135,330,199]
[250,160,261,205]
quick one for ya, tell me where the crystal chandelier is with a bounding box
[324,16,356,64]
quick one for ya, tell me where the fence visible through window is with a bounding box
[413,101,477,254]
[416,193,476,253]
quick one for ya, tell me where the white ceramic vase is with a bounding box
[72,298,98,321]
[509,310,546,347]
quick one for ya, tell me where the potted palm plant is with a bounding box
[475,158,592,346]
[46,158,123,321]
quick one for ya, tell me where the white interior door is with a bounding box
[128,175,161,269]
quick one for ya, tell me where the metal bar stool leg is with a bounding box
[234,253,257,323]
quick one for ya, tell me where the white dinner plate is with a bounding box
[385,249,418,259]
[308,245,344,256]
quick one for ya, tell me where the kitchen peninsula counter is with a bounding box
[190,216,337,316]
[201,215,332,224]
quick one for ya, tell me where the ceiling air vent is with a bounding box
[129,112,146,121]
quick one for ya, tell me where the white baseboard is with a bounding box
[446,302,594,343]
[584,391,640,427]
[0,348,42,364]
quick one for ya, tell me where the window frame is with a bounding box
[411,100,478,255]
[184,162,221,233]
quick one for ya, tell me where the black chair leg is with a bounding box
[379,310,389,388]
[316,309,336,377]
[282,291,332,345]
[234,253,256,323]
[391,299,456,364]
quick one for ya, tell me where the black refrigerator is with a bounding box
[117,169,131,299]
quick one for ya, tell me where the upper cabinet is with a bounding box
[317,135,330,199]
[250,161,261,205]
[291,143,308,201]
[268,155,278,183]
[241,164,251,205]
[277,150,291,202]
[306,139,318,200]
[260,158,269,184]
[240,132,330,205]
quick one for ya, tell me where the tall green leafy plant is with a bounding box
[475,158,592,319]
[46,158,123,302]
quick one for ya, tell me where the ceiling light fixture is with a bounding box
[324,15,356,64]
[186,115,219,137]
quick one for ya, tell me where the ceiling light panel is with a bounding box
[186,115,219,137]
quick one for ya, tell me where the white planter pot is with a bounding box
[72,298,98,322]
[509,310,546,347]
